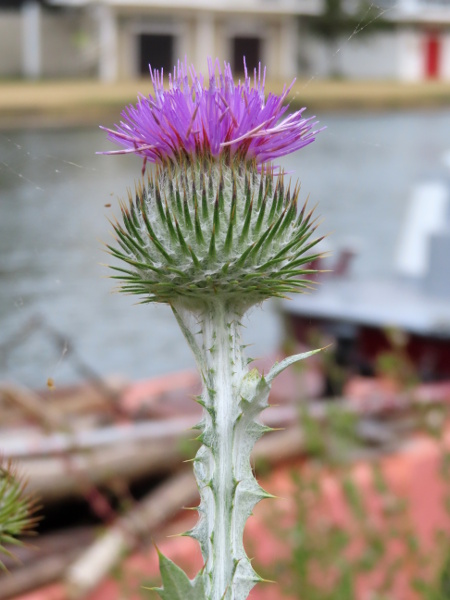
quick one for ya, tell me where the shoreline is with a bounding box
[1,78,450,130]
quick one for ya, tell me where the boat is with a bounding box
[283,177,450,385]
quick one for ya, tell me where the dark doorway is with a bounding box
[232,37,261,74]
[138,34,173,76]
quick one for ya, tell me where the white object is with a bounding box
[395,181,448,277]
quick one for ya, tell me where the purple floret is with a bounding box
[100,58,323,166]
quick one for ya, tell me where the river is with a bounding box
[1,109,450,388]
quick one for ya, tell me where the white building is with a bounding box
[0,0,97,79]
[301,0,450,81]
[1,0,450,82]
[0,0,320,81]
[388,0,450,80]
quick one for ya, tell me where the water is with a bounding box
[1,109,450,388]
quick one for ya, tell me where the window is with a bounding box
[138,34,173,76]
[232,36,261,73]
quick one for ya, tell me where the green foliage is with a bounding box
[307,0,391,78]
[310,0,390,42]
[0,461,37,569]
[149,550,206,600]
[300,404,361,463]
[260,406,450,600]
[262,462,424,599]
[375,327,419,390]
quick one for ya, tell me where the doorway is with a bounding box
[138,34,173,76]
[425,32,440,80]
[232,36,261,74]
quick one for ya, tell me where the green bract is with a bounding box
[0,462,37,569]
[108,158,322,309]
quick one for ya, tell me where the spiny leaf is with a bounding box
[244,173,251,213]
[257,204,290,257]
[183,187,194,231]
[139,196,175,264]
[253,193,267,236]
[266,347,326,384]
[256,175,264,209]
[218,171,225,211]
[129,198,141,229]
[201,172,209,219]
[266,180,280,223]
[234,241,257,268]
[175,182,183,215]
[113,225,149,262]
[175,219,190,257]
[164,198,178,244]
[192,179,198,209]
[247,224,276,263]
[208,225,217,261]
[213,195,220,234]
[238,199,253,245]
[194,206,205,246]
[121,204,146,246]
[148,550,206,600]
[155,182,167,225]
[188,245,201,268]
[224,206,236,255]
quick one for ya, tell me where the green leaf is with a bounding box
[266,347,325,384]
[148,550,206,600]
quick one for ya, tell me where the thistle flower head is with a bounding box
[100,58,323,167]
[105,59,324,309]
[108,160,322,310]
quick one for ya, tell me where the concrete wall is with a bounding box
[41,9,96,78]
[0,10,22,77]
[340,33,399,79]
[397,27,423,81]
[300,30,400,80]
[442,31,450,80]
[0,7,95,78]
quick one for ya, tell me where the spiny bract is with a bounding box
[108,158,322,309]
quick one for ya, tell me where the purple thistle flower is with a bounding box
[100,58,323,167]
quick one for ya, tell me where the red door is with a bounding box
[425,32,440,79]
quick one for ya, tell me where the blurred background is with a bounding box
[2,1,450,599]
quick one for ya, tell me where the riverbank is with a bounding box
[1,78,450,129]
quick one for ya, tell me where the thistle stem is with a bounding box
[173,300,257,600]
[203,302,244,599]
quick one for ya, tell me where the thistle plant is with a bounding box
[0,460,38,569]
[101,58,324,600]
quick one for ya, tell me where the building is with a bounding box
[388,0,450,80]
[1,0,450,81]
[300,0,450,81]
[0,0,97,79]
[0,0,320,81]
